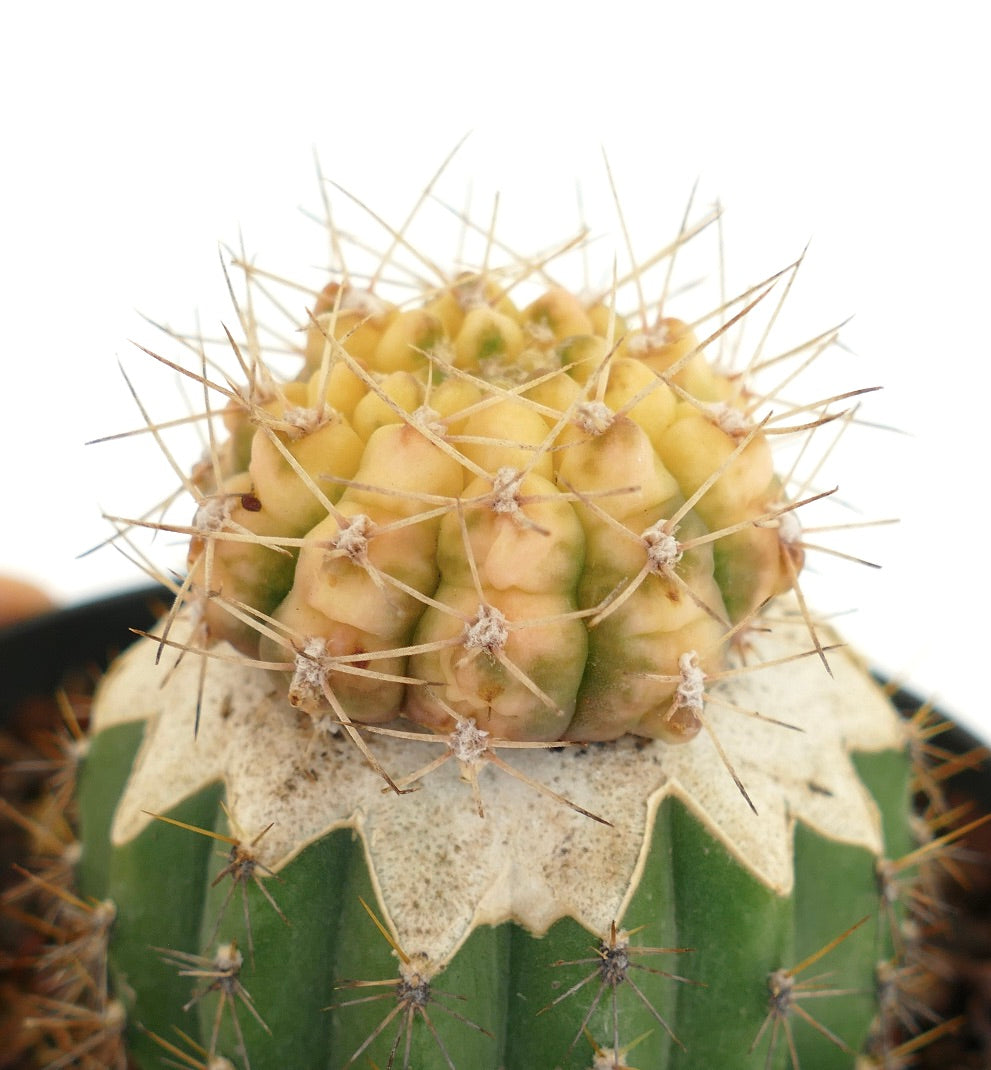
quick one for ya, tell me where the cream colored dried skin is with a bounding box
[94,604,904,966]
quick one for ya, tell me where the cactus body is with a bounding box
[80,615,911,1069]
[60,183,927,1069]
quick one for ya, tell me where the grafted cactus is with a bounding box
[29,172,947,1069]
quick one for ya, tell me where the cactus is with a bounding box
[23,169,952,1069]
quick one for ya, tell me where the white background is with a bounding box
[2,3,988,736]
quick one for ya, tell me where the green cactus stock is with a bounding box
[20,163,960,1069]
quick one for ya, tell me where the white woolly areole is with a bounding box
[673,651,706,712]
[625,323,671,353]
[103,999,127,1031]
[489,467,524,514]
[525,320,556,344]
[705,401,751,437]
[642,521,682,572]
[573,400,614,435]
[281,403,333,437]
[289,637,330,712]
[337,286,388,316]
[449,718,490,763]
[214,942,243,973]
[192,496,234,533]
[93,598,905,967]
[776,506,802,546]
[452,277,489,310]
[411,405,447,437]
[329,513,374,562]
[462,603,509,654]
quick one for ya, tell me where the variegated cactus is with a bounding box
[29,171,948,1069]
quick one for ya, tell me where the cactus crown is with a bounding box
[113,170,856,775]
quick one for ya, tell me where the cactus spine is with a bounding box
[23,168,947,1069]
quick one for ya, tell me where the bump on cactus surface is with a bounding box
[9,159,979,1070]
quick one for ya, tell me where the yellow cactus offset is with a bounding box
[183,216,801,753]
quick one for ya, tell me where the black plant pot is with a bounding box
[0,585,170,1069]
[0,585,172,719]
